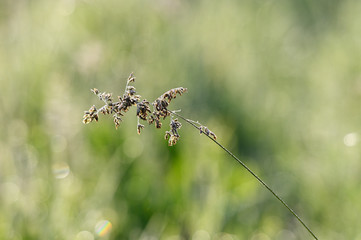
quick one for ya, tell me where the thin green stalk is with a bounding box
[170,110,318,240]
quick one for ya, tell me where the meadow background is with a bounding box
[1,0,361,239]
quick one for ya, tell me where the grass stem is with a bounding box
[170,110,318,240]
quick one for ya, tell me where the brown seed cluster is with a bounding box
[137,123,145,135]
[82,73,141,129]
[137,99,151,121]
[199,125,217,140]
[83,105,98,124]
[82,73,188,145]
[164,118,182,146]
[149,87,187,129]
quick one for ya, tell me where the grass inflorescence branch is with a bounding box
[82,73,318,240]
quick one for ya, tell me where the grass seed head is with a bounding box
[82,73,187,145]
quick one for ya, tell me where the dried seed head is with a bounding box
[164,131,171,140]
[99,92,113,102]
[155,119,162,128]
[137,123,144,135]
[209,132,217,140]
[83,73,142,129]
[83,74,190,145]
[127,72,136,83]
[168,135,179,146]
[199,125,217,140]
[165,118,182,146]
[170,118,181,137]
[112,111,123,129]
[136,100,151,121]
[83,105,99,124]
[126,86,136,96]
[150,87,187,130]
[159,87,188,103]
[91,88,99,95]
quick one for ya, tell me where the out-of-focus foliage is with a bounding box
[1,0,361,239]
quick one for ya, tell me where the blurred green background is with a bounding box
[1,0,361,239]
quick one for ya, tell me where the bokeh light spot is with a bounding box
[52,161,70,179]
[95,220,112,237]
[343,132,358,147]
